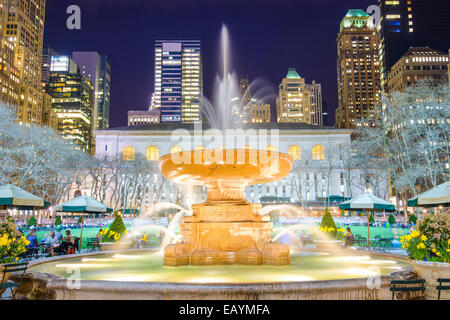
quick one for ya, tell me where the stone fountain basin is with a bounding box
[13,248,419,300]
[159,149,293,187]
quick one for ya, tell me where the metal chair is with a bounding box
[0,262,29,300]
[390,279,425,300]
[437,278,450,300]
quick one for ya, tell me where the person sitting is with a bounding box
[60,230,75,254]
[344,227,355,248]
[25,229,40,256]
[45,230,60,256]
[55,228,63,243]
[96,228,104,241]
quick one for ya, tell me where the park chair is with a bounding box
[87,237,101,252]
[390,279,425,300]
[0,262,29,300]
[437,278,450,300]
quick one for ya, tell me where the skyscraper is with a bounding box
[335,9,381,129]
[41,46,60,92]
[305,80,323,126]
[154,40,202,123]
[4,0,46,125]
[0,0,19,107]
[47,56,94,153]
[276,68,311,124]
[378,0,450,87]
[72,52,111,130]
[387,47,449,93]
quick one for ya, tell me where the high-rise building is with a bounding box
[387,47,449,93]
[72,51,111,130]
[47,56,94,153]
[41,92,57,129]
[335,9,381,129]
[41,46,59,91]
[305,80,323,126]
[4,0,46,125]
[378,0,450,87]
[154,40,202,123]
[0,0,19,107]
[276,68,311,124]
[247,103,270,123]
[322,101,329,126]
[128,109,160,126]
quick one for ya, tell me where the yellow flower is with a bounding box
[420,235,427,242]
[432,248,437,253]
[446,249,450,253]
[416,243,426,250]
[410,230,420,238]
[436,252,441,257]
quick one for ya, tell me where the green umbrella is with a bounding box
[55,195,112,246]
[407,181,450,207]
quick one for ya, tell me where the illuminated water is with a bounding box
[31,250,412,283]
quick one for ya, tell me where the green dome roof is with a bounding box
[286,68,301,79]
[345,9,369,18]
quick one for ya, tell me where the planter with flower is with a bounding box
[98,213,131,251]
[0,221,30,295]
[314,209,346,249]
[400,211,450,300]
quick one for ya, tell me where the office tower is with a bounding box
[41,46,59,91]
[276,68,311,123]
[247,103,270,123]
[154,40,202,123]
[4,0,46,125]
[128,109,160,126]
[378,0,450,87]
[335,9,381,129]
[305,80,323,126]
[322,101,329,126]
[47,56,94,153]
[0,0,19,107]
[387,47,449,93]
[72,52,111,130]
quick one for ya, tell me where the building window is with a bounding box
[170,145,182,154]
[122,146,135,161]
[288,145,301,160]
[312,145,325,160]
[194,145,205,151]
[146,146,159,161]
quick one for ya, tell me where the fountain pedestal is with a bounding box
[160,149,292,266]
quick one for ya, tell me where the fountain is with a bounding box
[160,148,293,266]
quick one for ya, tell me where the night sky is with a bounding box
[45,0,375,127]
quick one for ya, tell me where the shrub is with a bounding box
[0,221,30,264]
[99,212,127,243]
[369,213,375,223]
[27,216,36,227]
[55,216,62,225]
[388,214,396,225]
[408,214,417,225]
[320,208,337,238]
[401,211,450,262]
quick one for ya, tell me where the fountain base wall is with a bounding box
[164,203,290,266]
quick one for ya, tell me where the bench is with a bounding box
[87,238,101,251]
[390,279,425,300]
[437,278,450,300]
[0,262,29,300]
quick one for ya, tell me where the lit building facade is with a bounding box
[128,109,160,126]
[72,51,111,130]
[47,56,94,153]
[153,40,202,123]
[41,92,57,129]
[94,123,389,215]
[0,0,19,107]
[41,46,59,92]
[305,80,323,126]
[336,9,381,129]
[248,103,270,123]
[276,68,311,124]
[387,47,449,93]
[4,0,46,125]
[378,0,450,88]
